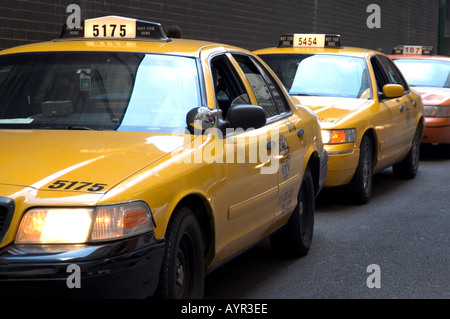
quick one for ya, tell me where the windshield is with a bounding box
[0,52,201,132]
[259,53,371,99]
[392,58,450,88]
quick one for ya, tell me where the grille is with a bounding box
[0,197,15,243]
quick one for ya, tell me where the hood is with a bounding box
[413,86,450,106]
[0,130,190,194]
[291,96,372,127]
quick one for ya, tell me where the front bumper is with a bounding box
[0,232,165,298]
[422,117,450,144]
[323,144,360,187]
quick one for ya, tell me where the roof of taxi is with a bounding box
[387,45,450,60]
[389,54,450,61]
[0,37,248,58]
[253,46,380,57]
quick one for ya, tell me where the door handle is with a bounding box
[400,103,410,112]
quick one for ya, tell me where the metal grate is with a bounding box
[0,197,15,243]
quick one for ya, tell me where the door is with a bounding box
[231,53,307,226]
[205,53,279,262]
[378,55,418,145]
[370,55,410,164]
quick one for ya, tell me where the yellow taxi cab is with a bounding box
[0,17,327,298]
[254,34,424,204]
[389,45,450,144]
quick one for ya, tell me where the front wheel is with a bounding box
[156,207,204,299]
[270,166,315,257]
[347,135,373,205]
[393,128,421,179]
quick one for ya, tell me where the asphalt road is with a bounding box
[204,144,450,299]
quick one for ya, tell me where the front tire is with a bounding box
[157,207,204,299]
[270,167,315,257]
[347,135,373,205]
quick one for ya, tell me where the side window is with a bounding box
[210,54,248,118]
[232,54,291,120]
[379,55,409,91]
[372,55,409,93]
[370,55,388,95]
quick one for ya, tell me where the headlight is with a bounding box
[424,105,450,117]
[90,201,153,242]
[15,201,153,244]
[321,128,357,144]
[16,208,93,244]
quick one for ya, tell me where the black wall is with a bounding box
[0,0,440,53]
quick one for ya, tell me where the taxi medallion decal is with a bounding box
[279,135,290,179]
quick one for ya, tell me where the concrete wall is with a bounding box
[0,0,440,53]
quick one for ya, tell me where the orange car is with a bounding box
[389,46,450,144]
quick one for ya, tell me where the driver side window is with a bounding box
[377,55,409,92]
[370,55,409,96]
[232,54,291,121]
[210,55,249,119]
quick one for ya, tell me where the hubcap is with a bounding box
[176,257,184,288]
[362,145,372,192]
[412,135,420,169]
[299,187,312,242]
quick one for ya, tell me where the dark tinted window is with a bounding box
[233,54,291,119]
[373,55,409,91]
[210,54,248,118]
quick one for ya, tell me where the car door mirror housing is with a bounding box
[381,84,404,99]
[187,104,266,134]
[225,104,266,131]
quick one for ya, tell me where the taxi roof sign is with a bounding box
[392,45,433,55]
[278,34,342,48]
[60,15,169,41]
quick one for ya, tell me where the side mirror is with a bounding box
[186,104,266,134]
[186,107,221,133]
[380,84,404,99]
[223,104,266,131]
